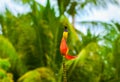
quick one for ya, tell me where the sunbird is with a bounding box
[60,26,77,60]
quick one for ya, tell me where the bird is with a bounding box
[60,26,77,60]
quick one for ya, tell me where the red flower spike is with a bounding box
[65,54,77,60]
[60,38,77,60]
[60,38,68,56]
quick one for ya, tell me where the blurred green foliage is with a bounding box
[0,68,14,82]
[0,0,120,82]
[0,58,11,71]
[18,67,55,82]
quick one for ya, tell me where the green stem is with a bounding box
[63,57,67,82]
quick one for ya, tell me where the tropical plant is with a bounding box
[0,0,120,82]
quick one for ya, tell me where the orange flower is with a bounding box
[60,37,77,60]
[60,38,68,56]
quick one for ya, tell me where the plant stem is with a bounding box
[63,57,67,82]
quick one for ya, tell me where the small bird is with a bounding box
[60,26,77,60]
